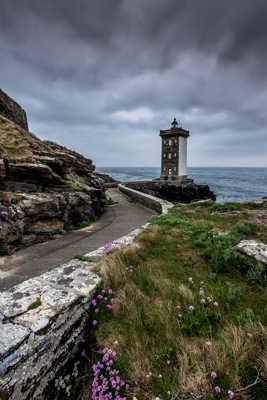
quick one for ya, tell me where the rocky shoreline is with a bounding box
[124,180,216,203]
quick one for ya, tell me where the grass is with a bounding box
[78,200,267,399]
[73,255,93,262]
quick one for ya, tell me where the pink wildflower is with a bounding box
[95,308,99,313]
[176,305,181,309]
[213,301,219,307]
[200,290,204,295]
[210,371,217,378]
[178,314,183,318]
[188,277,193,282]
[215,386,221,393]
[81,350,86,357]
[228,390,234,398]
[247,332,253,338]
[92,299,97,306]
[108,289,113,295]
[207,297,212,303]
[205,341,211,347]
[92,320,97,326]
[189,305,194,311]
[200,281,204,284]
[201,298,206,304]
[114,340,118,345]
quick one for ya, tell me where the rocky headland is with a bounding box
[124,179,216,203]
[0,90,109,250]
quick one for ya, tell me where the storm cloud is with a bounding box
[0,0,266,166]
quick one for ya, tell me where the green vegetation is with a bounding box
[0,242,10,256]
[79,200,266,399]
[127,197,137,203]
[28,297,42,310]
[65,219,92,231]
[73,254,93,262]
[105,197,118,205]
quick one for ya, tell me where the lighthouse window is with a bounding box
[168,168,172,175]
[168,153,172,159]
[169,139,172,146]
[174,153,177,158]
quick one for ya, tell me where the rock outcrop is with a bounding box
[125,180,216,203]
[0,103,106,249]
[0,89,28,131]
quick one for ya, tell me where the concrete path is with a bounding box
[0,189,155,291]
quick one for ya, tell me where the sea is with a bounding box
[97,167,267,204]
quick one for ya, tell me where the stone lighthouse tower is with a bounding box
[160,118,189,181]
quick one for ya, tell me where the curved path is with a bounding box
[0,188,155,291]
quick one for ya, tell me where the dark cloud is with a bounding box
[0,0,266,166]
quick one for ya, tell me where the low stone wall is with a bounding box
[118,184,173,214]
[0,259,100,400]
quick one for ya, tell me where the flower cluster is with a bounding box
[104,242,124,253]
[92,347,129,400]
[91,289,115,326]
[210,371,234,398]
[176,279,219,321]
[125,265,135,272]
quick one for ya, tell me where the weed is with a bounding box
[0,242,10,256]
[28,296,42,310]
[105,197,118,205]
[73,254,93,262]
[246,263,266,285]
[232,221,257,236]
[65,219,91,231]
[225,281,243,304]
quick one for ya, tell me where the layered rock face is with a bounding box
[125,180,216,203]
[0,89,28,131]
[0,107,106,248]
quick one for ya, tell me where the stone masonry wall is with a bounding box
[0,89,28,131]
[0,259,101,400]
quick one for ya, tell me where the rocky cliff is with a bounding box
[0,111,107,249]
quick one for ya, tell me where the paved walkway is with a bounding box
[0,189,155,291]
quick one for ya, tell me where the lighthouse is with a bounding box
[159,118,189,181]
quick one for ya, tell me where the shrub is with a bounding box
[246,263,266,285]
[225,281,243,304]
[210,202,240,213]
[0,242,10,256]
[232,222,257,236]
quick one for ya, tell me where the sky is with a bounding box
[1,0,266,167]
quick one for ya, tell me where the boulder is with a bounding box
[236,240,267,265]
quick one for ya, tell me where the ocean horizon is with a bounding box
[97,166,267,204]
